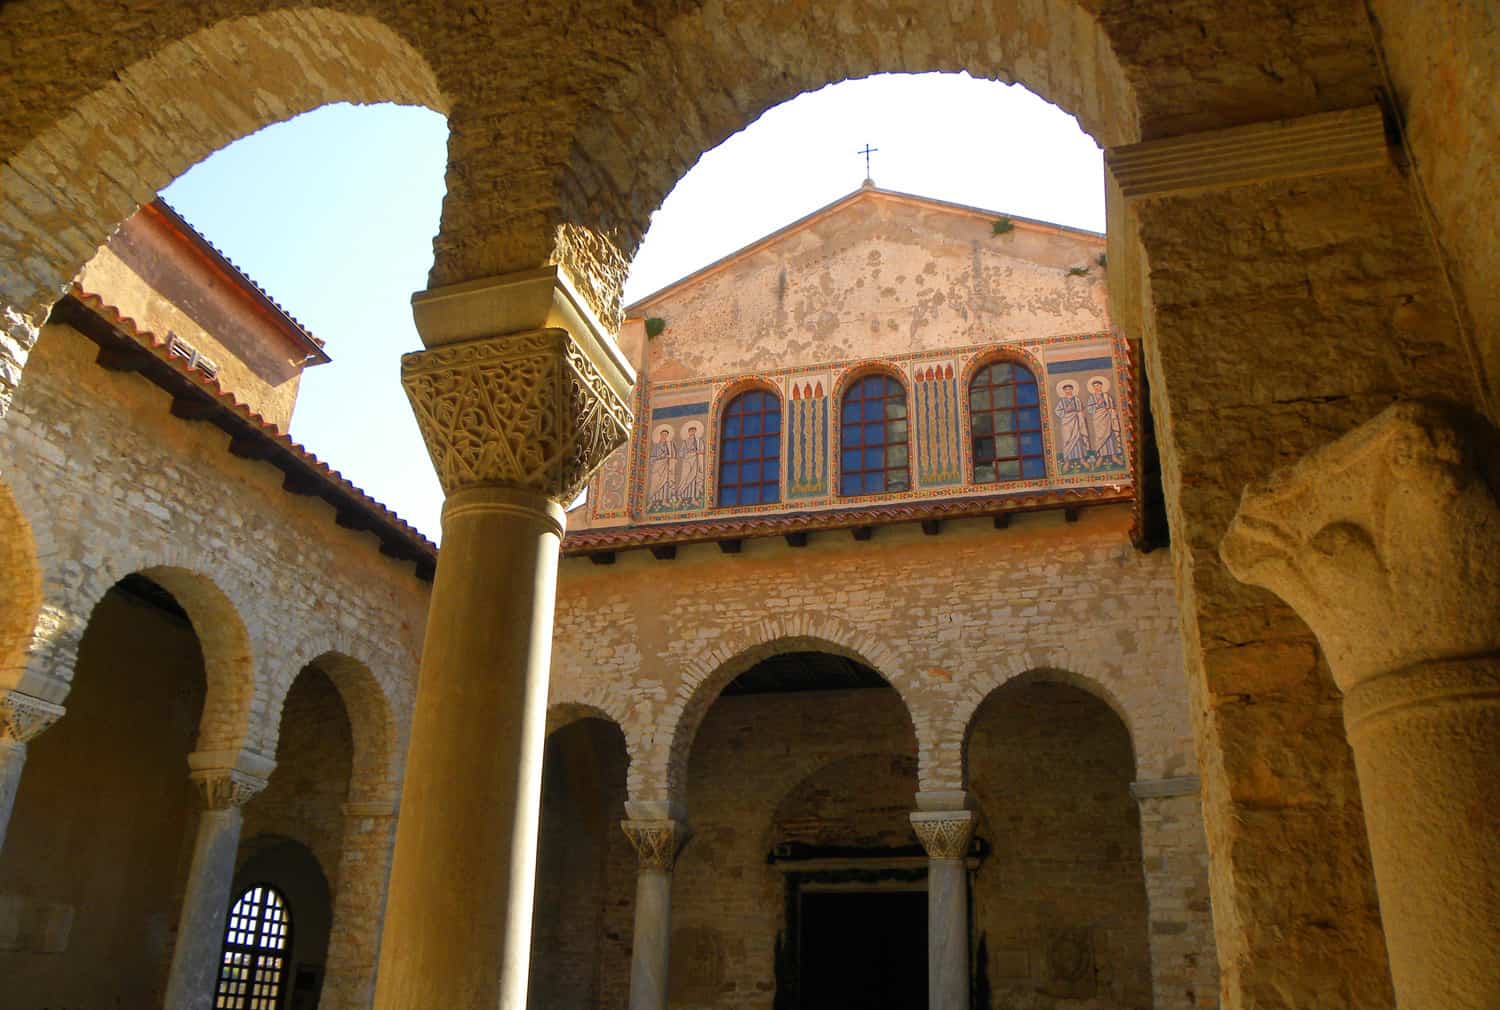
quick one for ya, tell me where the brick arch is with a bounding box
[641,612,932,807]
[267,644,409,808]
[547,0,1141,323]
[0,7,448,401]
[0,474,42,695]
[946,659,1146,792]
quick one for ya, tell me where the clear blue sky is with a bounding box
[161,72,1103,541]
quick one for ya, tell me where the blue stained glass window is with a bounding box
[717,390,781,507]
[970,361,1046,484]
[839,374,909,496]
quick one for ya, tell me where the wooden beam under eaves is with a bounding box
[650,544,677,561]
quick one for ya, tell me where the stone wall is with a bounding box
[0,587,205,1008]
[549,502,1219,1008]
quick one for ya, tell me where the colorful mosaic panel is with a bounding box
[787,380,829,499]
[645,398,710,514]
[1045,352,1128,476]
[913,363,961,487]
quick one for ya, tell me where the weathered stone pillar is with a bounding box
[911,796,974,1010]
[372,267,632,1010]
[621,818,686,1010]
[1130,776,1218,1010]
[320,801,400,1010]
[0,690,63,857]
[164,752,273,1010]
[1222,401,1500,1010]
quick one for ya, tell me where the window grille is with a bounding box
[839,374,909,496]
[718,389,782,506]
[969,361,1045,482]
[214,884,292,1010]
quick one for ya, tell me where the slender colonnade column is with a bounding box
[0,689,62,856]
[911,795,974,1010]
[1222,401,1500,1010]
[164,751,274,1010]
[372,267,633,1010]
[621,818,686,1010]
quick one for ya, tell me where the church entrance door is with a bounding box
[798,889,927,1009]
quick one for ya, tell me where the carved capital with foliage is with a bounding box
[910,810,974,859]
[1221,401,1500,689]
[0,691,64,746]
[190,767,269,810]
[621,818,686,871]
[402,329,632,504]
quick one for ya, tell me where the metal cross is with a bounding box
[857,144,878,181]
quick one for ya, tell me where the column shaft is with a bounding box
[1343,657,1500,1010]
[373,486,563,1010]
[164,806,244,1010]
[0,739,25,855]
[927,858,969,1010]
[629,868,673,1010]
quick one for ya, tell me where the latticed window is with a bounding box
[215,885,292,1010]
[718,389,782,506]
[970,361,1045,482]
[839,374,909,496]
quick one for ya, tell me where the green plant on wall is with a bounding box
[1096,252,1107,268]
[1067,266,1090,277]
[992,217,1014,235]
[645,317,666,338]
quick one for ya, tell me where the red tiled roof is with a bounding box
[66,286,437,574]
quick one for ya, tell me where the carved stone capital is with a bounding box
[1221,401,1500,689]
[910,810,974,859]
[621,818,686,871]
[402,329,632,503]
[190,767,269,810]
[0,691,64,746]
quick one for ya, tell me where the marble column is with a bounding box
[164,754,272,1010]
[911,804,974,1010]
[372,267,633,1010]
[1222,401,1500,1010]
[621,818,686,1010]
[0,690,63,857]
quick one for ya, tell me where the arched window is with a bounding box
[970,361,1045,482]
[215,884,293,1010]
[840,374,909,496]
[718,389,782,506]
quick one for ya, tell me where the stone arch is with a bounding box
[644,612,928,807]
[17,544,260,755]
[954,665,1141,792]
[266,646,405,809]
[0,474,42,692]
[524,1,1141,322]
[0,7,448,373]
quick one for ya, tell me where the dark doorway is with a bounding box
[799,890,927,1010]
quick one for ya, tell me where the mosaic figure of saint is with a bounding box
[677,422,706,504]
[648,427,677,508]
[1053,380,1089,472]
[1084,376,1124,467]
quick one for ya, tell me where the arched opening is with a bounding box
[674,649,919,1010]
[964,676,1151,1009]
[529,714,634,1010]
[0,571,215,1006]
[237,665,355,1008]
[215,877,305,1010]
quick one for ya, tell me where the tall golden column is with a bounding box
[372,267,632,1010]
[1222,401,1500,1010]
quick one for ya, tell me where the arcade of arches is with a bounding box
[1,3,1499,1010]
